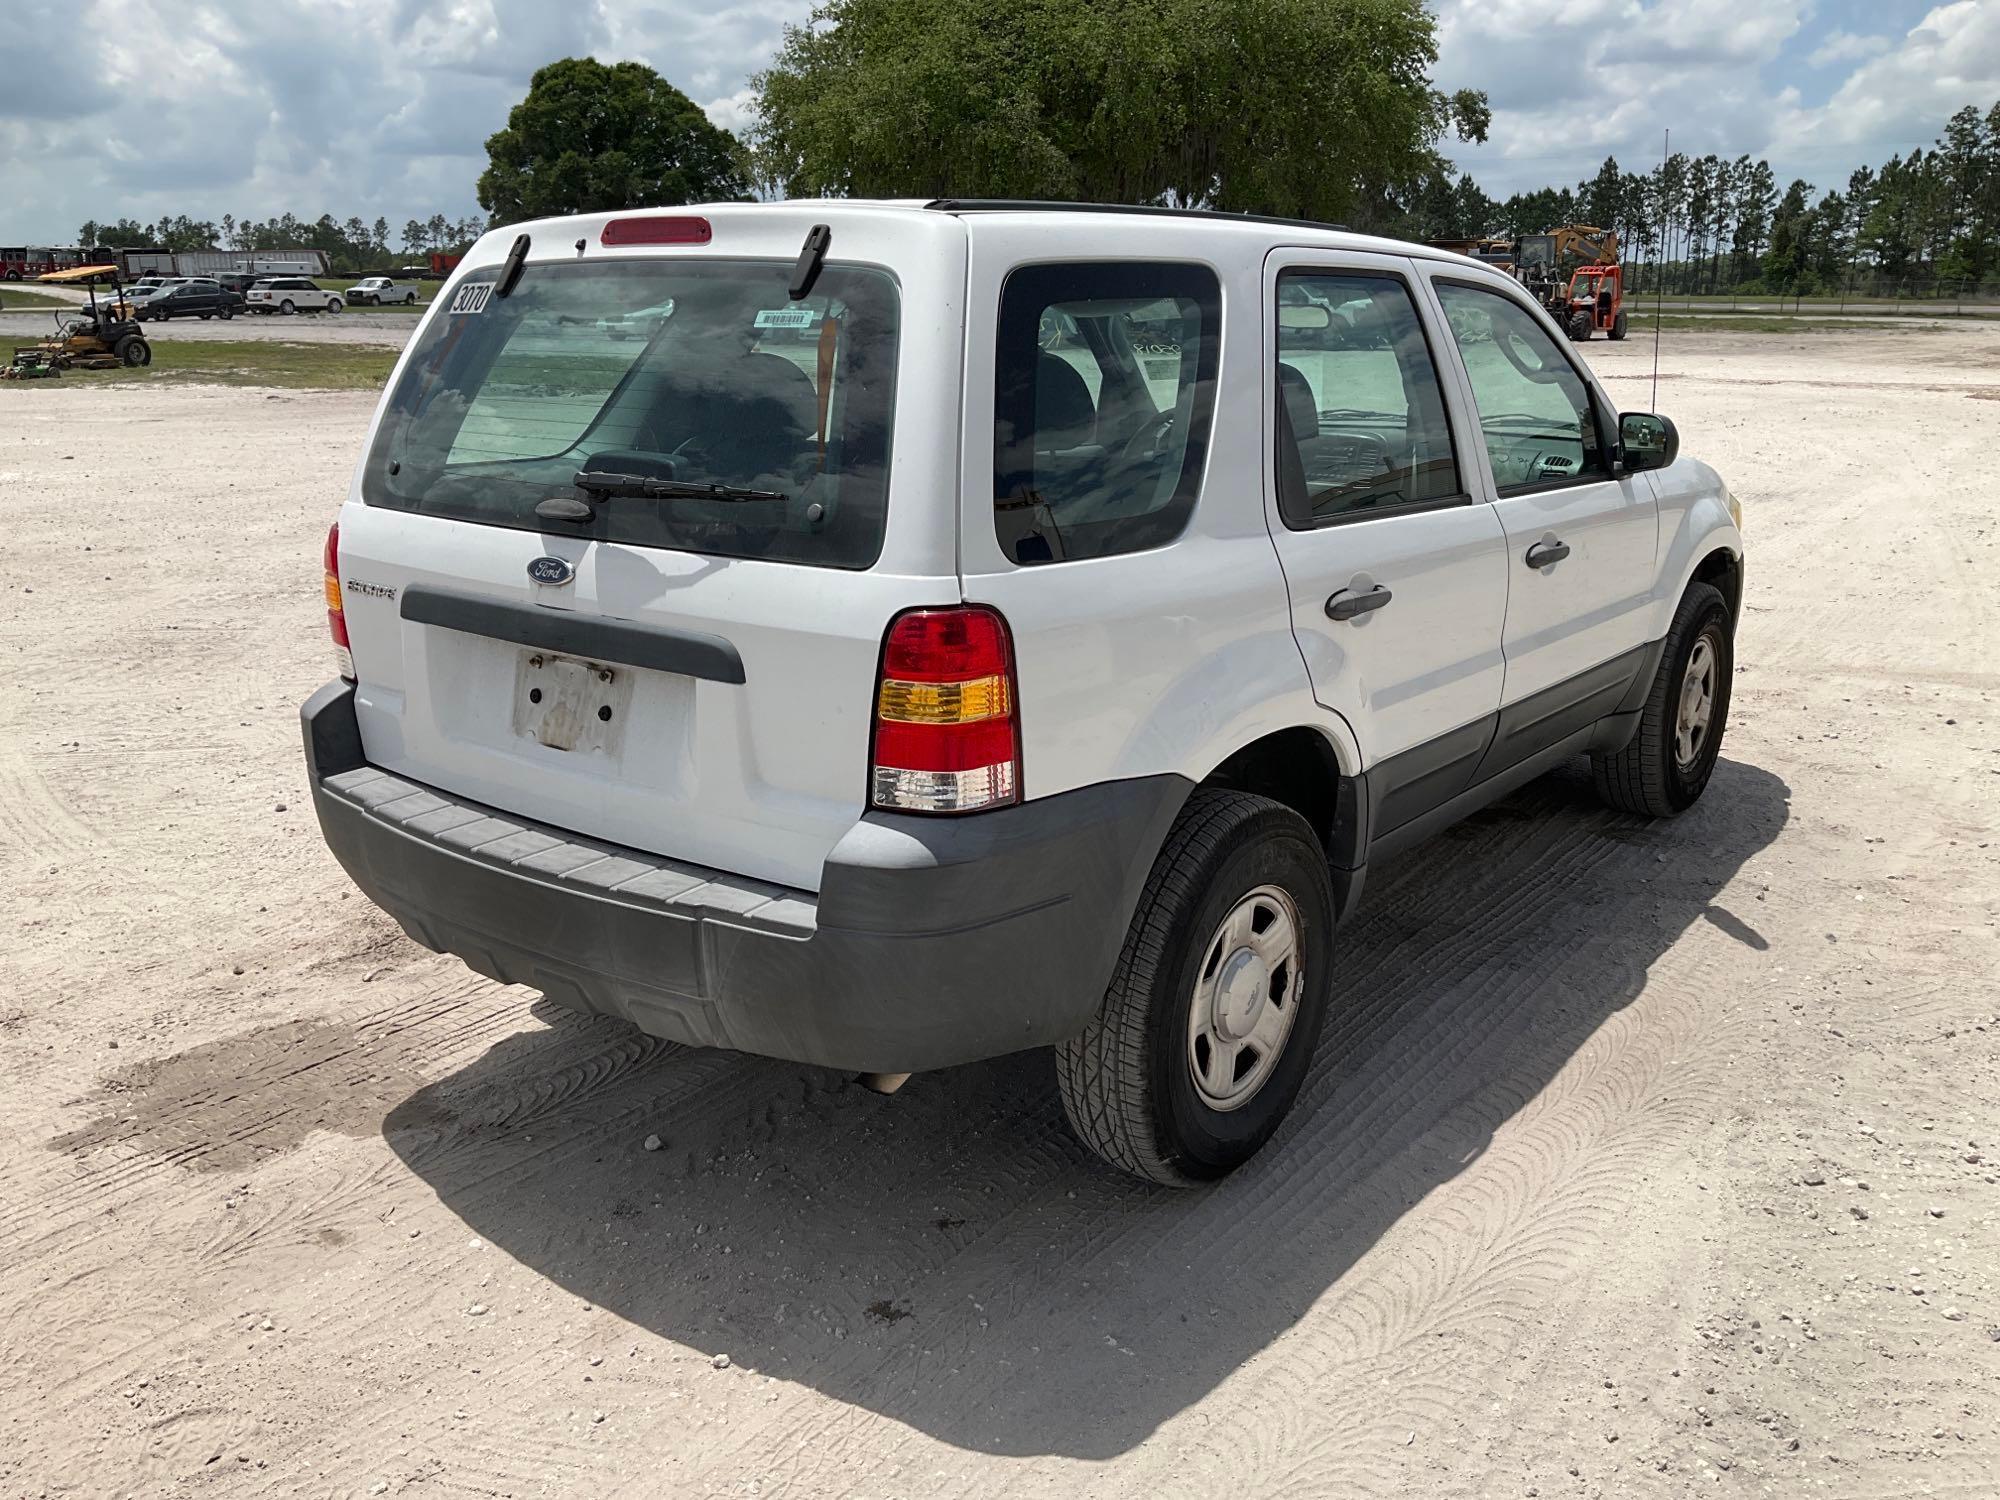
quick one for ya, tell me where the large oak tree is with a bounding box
[479,58,749,225]
[750,0,1488,226]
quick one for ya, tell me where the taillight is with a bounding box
[870,606,1020,814]
[324,522,354,681]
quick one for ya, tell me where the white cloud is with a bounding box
[0,0,811,244]
[1434,0,1812,193]
[1770,3,2000,167]
[1808,31,1894,67]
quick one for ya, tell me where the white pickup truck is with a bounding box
[345,277,420,307]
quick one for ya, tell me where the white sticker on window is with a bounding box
[451,282,495,315]
[753,307,816,329]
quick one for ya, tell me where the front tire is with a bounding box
[1055,790,1335,1186]
[1592,582,1733,816]
[1567,309,1593,341]
[1608,310,1628,341]
[326,298,342,315]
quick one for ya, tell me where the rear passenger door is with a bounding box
[1261,251,1510,838]
[1422,274,1659,761]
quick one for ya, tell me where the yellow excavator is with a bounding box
[3,264,153,378]
[1514,226,1626,342]
[1430,225,1627,342]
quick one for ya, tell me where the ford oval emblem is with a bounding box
[527,555,575,586]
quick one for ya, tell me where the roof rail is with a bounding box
[923,199,1351,234]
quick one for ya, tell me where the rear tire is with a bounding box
[280,299,295,315]
[1592,582,1732,816]
[1055,789,1335,1186]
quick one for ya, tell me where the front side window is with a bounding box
[1274,271,1461,526]
[993,261,1220,565]
[1434,280,1609,492]
[363,257,901,570]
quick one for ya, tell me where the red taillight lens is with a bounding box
[600,216,713,247]
[870,607,1020,814]
[324,522,354,681]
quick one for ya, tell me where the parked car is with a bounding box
[247,277,341,315]
[134,277,243,322]
[208,271,265,296]
[346,276,420,307]
[596,297,675,339]
[303,202,1744,1185]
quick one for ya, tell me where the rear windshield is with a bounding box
[362,257,901,570]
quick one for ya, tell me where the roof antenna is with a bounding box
[1651,127,1668,411]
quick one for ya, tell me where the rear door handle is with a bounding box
[1525,538,1571,568]
[1325,585,1393,621]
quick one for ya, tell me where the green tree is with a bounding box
[478,57,749,225]
[752,0,1487,226]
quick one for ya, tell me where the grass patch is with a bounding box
[5,339,398,391]
[1638,314,1950,334]
[0,287,73,310]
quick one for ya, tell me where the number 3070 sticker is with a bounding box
[450,282,495,315]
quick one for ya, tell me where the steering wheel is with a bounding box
[1119,410,1178,461]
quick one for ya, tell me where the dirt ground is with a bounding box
[1,322,1995,1499]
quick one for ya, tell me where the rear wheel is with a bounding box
[114,335,150,367]
[1592,582,1732,816]
[1055,790,1334,1186]
[404,292,416,305]
[219,305,233,320]
[280,299,296,315]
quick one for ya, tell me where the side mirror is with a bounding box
[1620,411,1678,472]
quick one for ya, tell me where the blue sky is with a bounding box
[1,0,1994,245]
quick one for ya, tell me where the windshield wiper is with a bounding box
[570,470,789,503]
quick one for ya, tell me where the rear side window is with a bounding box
[993,262,1219,565]
[362,257,901,570]
[1433,280,1610,492]
[1274,271,1461,526]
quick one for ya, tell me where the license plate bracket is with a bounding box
[512,652,633,754]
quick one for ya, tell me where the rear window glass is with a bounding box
[993,261,1219,565]
[362,258,900,570]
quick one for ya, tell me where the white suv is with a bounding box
[304,202,1743,1184]
[248,276,341,315]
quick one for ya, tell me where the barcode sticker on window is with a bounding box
[753,307,816,329]
[450,282,494,315]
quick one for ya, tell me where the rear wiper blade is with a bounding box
[570,470,788,503]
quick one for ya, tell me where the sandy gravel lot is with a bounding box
[1,323,1996,1499]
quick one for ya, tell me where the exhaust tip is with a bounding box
[855,1071,912,1096]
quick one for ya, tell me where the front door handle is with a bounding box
[1326,585,1393,621]
[1525,538,1571,568]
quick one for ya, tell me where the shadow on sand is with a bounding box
[384,758,1789,1459]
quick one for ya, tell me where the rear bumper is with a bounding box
[303,682,1188,1072]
